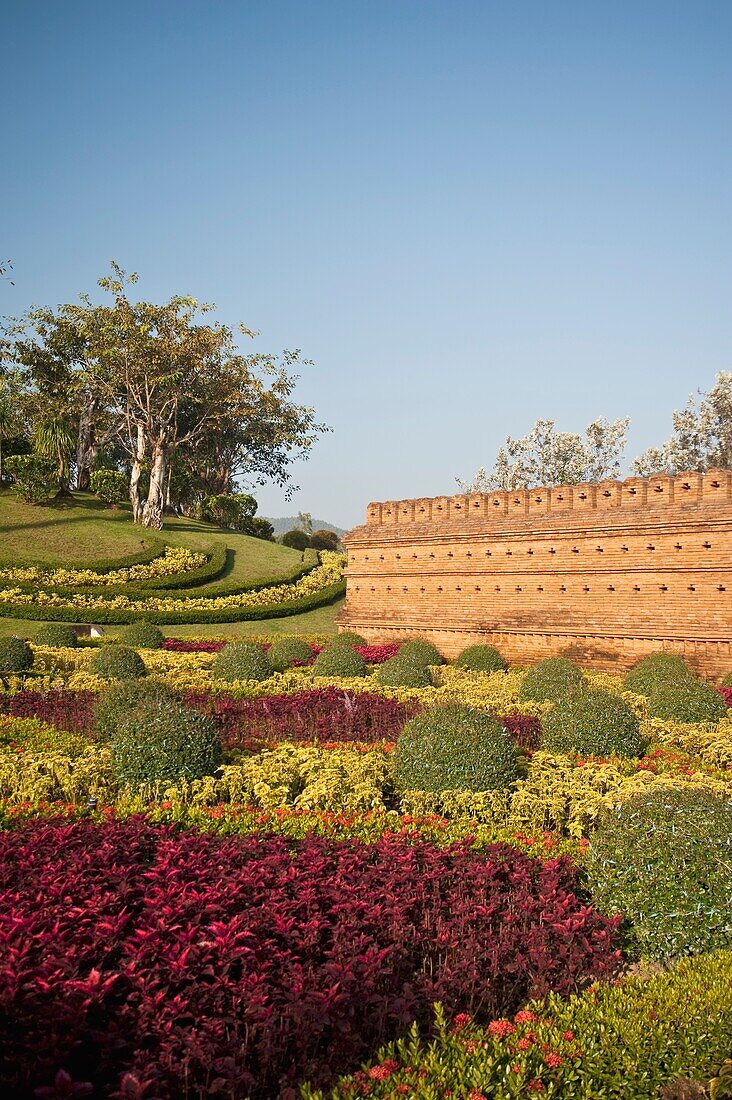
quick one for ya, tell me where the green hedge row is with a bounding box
[0,540,165,575]
[0,547,319,602]
[0,578,346,625]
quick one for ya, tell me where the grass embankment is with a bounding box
[0,490,341,636]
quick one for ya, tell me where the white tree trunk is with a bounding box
[130,424,145,524]
[141,443,166,529]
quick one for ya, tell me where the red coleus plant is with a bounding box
[0,820,621,1099]
[0,689,96,736]
[162,639,401,664]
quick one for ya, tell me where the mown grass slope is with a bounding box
[0,490,302,588]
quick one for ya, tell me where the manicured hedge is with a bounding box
[0,821,621,1098]
[0,577,346,624]
[0,540,165,575]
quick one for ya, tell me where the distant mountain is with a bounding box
[263,516,347,537]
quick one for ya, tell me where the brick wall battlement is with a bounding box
[337,469,732,677]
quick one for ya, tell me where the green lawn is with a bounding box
[0,489,302,587]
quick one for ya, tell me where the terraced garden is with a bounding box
[0,600,731,1097]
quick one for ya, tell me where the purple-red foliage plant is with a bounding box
[183,687,420,749]
[0,819,622,1099]
[0,689,96,736]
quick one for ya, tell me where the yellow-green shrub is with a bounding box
[0,746,116,803]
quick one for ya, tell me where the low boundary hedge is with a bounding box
[0,540,165,575]
[0,577,346,625]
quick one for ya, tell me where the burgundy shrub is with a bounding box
[718,685,732,708]
[184,687,421,749]
[500,713,542,750]
[0,689,96,736]
[0,820,622,1099]
[163,639,226,653]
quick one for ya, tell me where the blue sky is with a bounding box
[3,1,731,527]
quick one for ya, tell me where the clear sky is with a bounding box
[3,1,731,528]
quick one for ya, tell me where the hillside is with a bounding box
[0,491,304,587]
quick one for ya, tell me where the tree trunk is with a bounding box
[76,400,96,491]
[130,425,145,524]
[142,442,166,530]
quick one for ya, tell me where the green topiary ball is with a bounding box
[0,637,33,673]
[312,644,367,678]
[543,688,646,759]
[624,652,695,696]
[394,703,519,793]
[645,680,727,723]
[118,621,165,650]
[111,700,222,789]
[397,638,444,666]
[95,679,180,742]
[587,786,732,959]
[376,653,433,688]
[34,623,78,648]
[90,645,147,681]
[455,645,508,673]
[267,636,314,672]
[333,631,368,647]
[723,671,732,687]
[518,657,585,703]
[213,642,273,682]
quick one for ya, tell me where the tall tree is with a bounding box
[633,372,732,475]
[457,416,630,492]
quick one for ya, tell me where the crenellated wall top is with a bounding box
[361,469,732,528]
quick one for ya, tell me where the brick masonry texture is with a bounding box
[337,469,732,677]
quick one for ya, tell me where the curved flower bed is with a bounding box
[0,819,621,1099]
[0,546,205,587]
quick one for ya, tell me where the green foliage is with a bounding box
[310,529,340,551]
[94,679,180,742]
[0,636,33,673]
[267,636,313,672]
[90,468,127,506]
[543,688,646,758]
[34,623,78,648]
[281,528,310,551]
[6,454,57,504]
[312,643,367,678]
[213,641,273,682]
[455,644,508,672]
[111,700,221,789]
[723,672,732,688]
[377,652,433,688]
[334,630,367,646]
[647,680,728,723]
[624,652,695,696]
[89,645,147,681]
[518,656,585,702]
[588,786,732,959]
[397,638,444,666]
[394,703,519,793]
[314,951,732,1100]
[118,621,165,649]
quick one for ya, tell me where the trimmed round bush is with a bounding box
[312,644,367,678]
[588,786,732,959]
[455,644,508,673]
[95,679,179,742]
[624,652,695,696]
[333,631,368,647]
[118,621,165,650]
[90,645,147,681]
[518,657,585,703]
[543,688,646,759]
[397,638,444,666]
[111,701,222,788]
[646,680,727,723]
[376,652,432,688]
[213,642,273,682]
[394,703,519,793]
[281,529,310,551]
[0,637,33,673]
[723,671,732,687]
[34,623,78,648]
[267,636,314,672]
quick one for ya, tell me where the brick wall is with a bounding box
[337,469,732,678]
